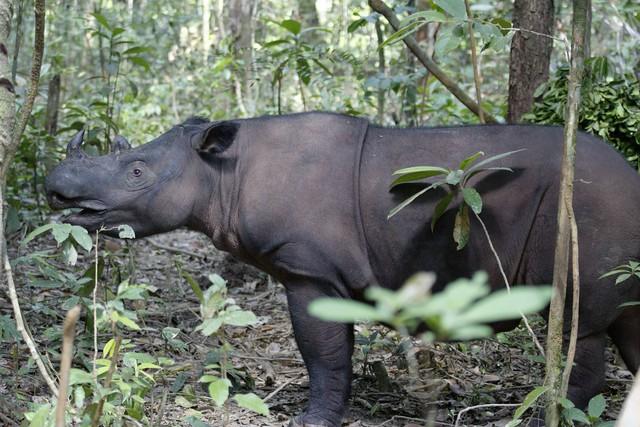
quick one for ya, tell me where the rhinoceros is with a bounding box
[45,112,639,426]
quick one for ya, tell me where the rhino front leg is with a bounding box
[285,280,354,427]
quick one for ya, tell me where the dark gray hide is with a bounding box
[45,113,640,427]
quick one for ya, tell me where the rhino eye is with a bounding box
[132,168,142,177]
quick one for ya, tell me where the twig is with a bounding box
[368,0,497,123]
[561,202,580,397]
[153,388,169,427]
[464,0,484,124]
[375,415,453,426]
[473,210,545,357]
[263,373,303,402]
[455,403,520,427]
[55,306,81,427]
[147,238,207,259]
[92,334,122,426]
[92,230,100,382]
[2,245,58,397]
[12,0,45,146]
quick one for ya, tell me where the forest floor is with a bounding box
[0,228,633,426]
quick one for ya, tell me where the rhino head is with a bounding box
[45,118,239,238]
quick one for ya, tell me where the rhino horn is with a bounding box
[66,130,87,158]
[112,135,131,154]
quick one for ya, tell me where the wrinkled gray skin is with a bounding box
[46,113,640,427]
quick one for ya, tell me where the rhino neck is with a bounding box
[187,146,243,256]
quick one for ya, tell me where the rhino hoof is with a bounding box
[288,415,332,427]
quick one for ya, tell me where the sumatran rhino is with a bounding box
[45,112,640,426]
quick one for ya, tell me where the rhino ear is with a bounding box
[192,121,239,154]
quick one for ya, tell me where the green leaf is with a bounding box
[308,298,387,323]
[233,393,270,416]
[387,185,434,219]
[401,10,448,25]
[615,273,631,284]
[117,224,135,239]
[390,167,449,188]
[111,27,125,37]
[347,18,367,33]
[69,368,94,385]
[563,407,590,424]
[128,56,150,71]
[198,318,223,336]
[52,223,73,245]
[491,17,512,36]
[92,12,111,30]
[587,394,606,419]
[223,310,258,327]
[21,223,55,245]
[62,240,78,266]
[619,301,640,308]
[431,192,454,231]
[512,386,549,421]
[453,204,470,250]
[466,149,526,175]
[380,20,425,48]
[296,57,311,85]
[123,46,150,55]
[433,0,467,19]
[462,187,483,214]
[445,169,464,185]
[178,264,205,304]
[449,324,493,340]
[280,19,301,35]
[115,313,141,331]
[451,286,552,328]
[71,226,93,252]
[458,151,484,170]
[208,378,231,407]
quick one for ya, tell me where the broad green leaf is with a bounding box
[615,273,631,284]
[599,268,629,279]
[390,169,448,188]
[308,298,386,322]
[62,240,78,266]
[198,318,223,336]
[116,313,141,331]
[123,46,150,55]
[445,169,464,185]
[491,17,512,35]
[52,223,73,244]
[92,12,111,30]
[450,286,552,328]
[458,151,484,170]
[453,205,470,250]
[379,20,424,48]
[434,0,466,19]
[223,310,258,327]
[347,18,367,33]
[178,266,204,304]
[512,386,549,420]
[233,393,270,416]
[587,394,606,419]
[462,187,483,214]
[280,19,301,35]
[27,404,53,427]
[296,57,311,85]
[69,368,94,385]
[208,378,231,407]
[22,223,55,245]
[262,39,289,48]
[71,226,93,252]
[128,56,150,71]
[111,27,125,37]
[103,338,116,357]
[117,224,136,239]
[401,10,448,24]
[198,375,220,383]
[563,407,590,424]
[431,192,454,231]
[387,185,434,219]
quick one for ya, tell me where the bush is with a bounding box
[524,57,640,168]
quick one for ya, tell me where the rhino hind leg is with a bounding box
[285,280,354,427]
[567,332,607,408]
[608,306,640,375]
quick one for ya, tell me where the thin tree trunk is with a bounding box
[507,0,554,123]
[45,74,60,135]
[230,0,256,115]
[375,19,385,124]
[202,0,210,63]
[544,0,589,425]
[10,0,23,82]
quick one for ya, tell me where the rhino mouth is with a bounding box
[48,192,108,224]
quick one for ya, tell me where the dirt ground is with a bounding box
[0,228,633,426]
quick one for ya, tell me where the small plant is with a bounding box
[559,394,614,427]
[187,273,269,423]
[388,149,524,249]
[600,260,640,308]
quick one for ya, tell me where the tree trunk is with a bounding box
[507,0,554,123]
[10,0,23,82]
[202,0,210,63]
[230,0,256,116]
[45,74,60,136]
[544,0,590,425]
[297,0,319,27]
